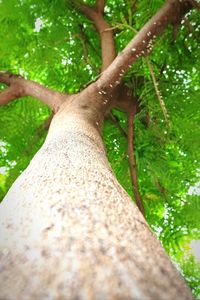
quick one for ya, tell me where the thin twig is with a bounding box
[183,16,193,33]
[104,23,138,34]
[145,57,170,128]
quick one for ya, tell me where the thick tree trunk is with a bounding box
[0,93,193,300]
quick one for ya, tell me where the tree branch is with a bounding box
[96,0,105,14]
[188,0,200,10]
[183,16,193,33]
[145,57,170,128]
[79,1,116,71]
[97,0,193,91]
[127,107,145,216]
[0,72,68,112]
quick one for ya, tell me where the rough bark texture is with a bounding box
[0,89,193,299]
[0,0,197,298]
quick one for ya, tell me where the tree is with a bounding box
[0,0,199,299]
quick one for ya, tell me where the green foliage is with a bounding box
[0,0,199,297]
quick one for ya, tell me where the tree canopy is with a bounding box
[0,0,200,298]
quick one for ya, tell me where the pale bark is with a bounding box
[0,0,197,298]
[0,98,193,299]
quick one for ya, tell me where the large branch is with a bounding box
[96,0,105,13]
[79,1,116,71]
[97,0,193,91]
[0,72,68,112]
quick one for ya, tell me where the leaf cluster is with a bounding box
[0,0,199,297]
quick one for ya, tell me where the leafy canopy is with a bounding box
[0,0,200,298]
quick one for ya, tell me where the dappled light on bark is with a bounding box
[0,0,199,299]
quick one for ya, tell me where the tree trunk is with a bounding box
[0,91,193,300]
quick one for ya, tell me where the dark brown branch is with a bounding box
[188,0,200,10]
[97,0,193,91]
[0,72,68,112]
[96,0,105,14]
[127,107,145,216]
[156,180,168,200]
[79,1,116,71]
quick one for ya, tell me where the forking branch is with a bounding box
[79,0,145,215]
[97,0,193,91]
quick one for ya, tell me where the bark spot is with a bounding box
[41,249,50,258]
[43,224,55,236]
[80,105,89,110]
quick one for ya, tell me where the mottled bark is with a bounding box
[0,0,197,298]
[79,0,145,214]
[0,90,193,299]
